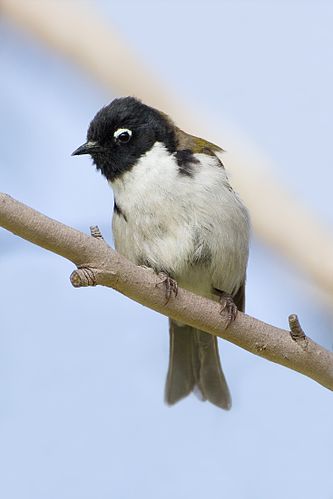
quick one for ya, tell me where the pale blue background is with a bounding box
[1,2,333,498]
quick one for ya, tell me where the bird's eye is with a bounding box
[114,128,132,143]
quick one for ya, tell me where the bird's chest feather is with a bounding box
[111,143,194,272]
[110,142,249,295]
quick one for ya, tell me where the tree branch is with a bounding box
[1,192,333,391]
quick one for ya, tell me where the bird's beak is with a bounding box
[71,141,102,156]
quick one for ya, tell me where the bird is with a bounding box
[72,97,250,409]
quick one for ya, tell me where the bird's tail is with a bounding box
[165,320,231,410]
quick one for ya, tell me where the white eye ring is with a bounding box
[113,128,132,140]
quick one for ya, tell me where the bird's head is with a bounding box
[72,97,177,181]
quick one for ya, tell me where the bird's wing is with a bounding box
[175,127,224,156]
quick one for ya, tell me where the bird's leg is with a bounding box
[138,264,178,304]
[216,291,238,327]
[156,272,178,304]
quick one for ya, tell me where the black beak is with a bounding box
[71,141,102,156]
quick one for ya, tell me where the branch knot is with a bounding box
[70,267,97,287]
[289,314,308,348]
[90,225,104,240]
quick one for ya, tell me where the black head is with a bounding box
[72,97,177,181]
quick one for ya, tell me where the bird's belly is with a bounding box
[112,211,194,276]
[112,210,244,299]
[110,144,249,298]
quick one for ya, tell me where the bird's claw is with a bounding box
[219,293,238,327]
[157,273,178,304]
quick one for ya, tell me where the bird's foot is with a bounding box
[157,272,178,304]
[218,292,238,327]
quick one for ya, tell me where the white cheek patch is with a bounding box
[113,128,132,139]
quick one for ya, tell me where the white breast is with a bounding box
[111,142,250,297]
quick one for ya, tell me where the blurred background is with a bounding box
[1,1,333,498]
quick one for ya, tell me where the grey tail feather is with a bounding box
[165,320,231,410]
